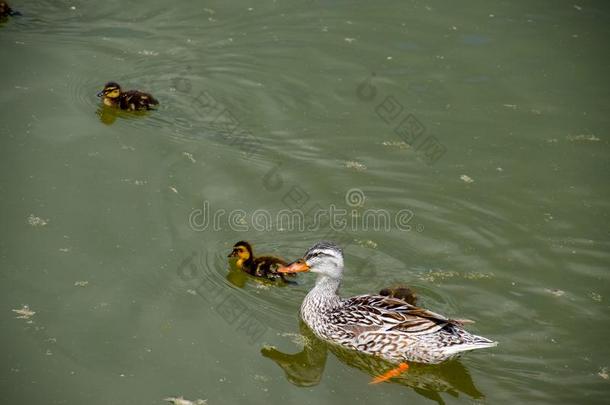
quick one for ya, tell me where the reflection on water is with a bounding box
[225,265,298,289]
[263,320,484,404]
[95,105,152,125]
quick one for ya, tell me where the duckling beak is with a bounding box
[96,90,105,97]
[278,259,310,273]
[228,249,238,258]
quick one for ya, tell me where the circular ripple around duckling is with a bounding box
[190,239,304,336]
[66,72,102,113]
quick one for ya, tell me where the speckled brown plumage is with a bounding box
[116,90,158,111]
[282,241,497,364]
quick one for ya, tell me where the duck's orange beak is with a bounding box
[278,259,310,273]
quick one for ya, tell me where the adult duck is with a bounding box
[278,241,497,366]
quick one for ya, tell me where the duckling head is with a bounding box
[279,241,344,280]
[228,241,253,266]
[97,82,121,104]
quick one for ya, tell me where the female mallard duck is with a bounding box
[228,241,296,283]
[96,82,159,111]
[0,1,19,18]
[278,241,497,365]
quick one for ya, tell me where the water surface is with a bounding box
[1,1,609,404]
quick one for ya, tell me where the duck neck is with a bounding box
[306,274,342,308]
[103,97,118,107]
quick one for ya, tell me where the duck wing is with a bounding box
[334,294,458,336]
[120,90,159,110]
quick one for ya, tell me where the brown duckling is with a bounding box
[0,1,20,19]
[379,285,474,324]
[96,82,159,111]
[378,285,418,306]
[228,241,295,283]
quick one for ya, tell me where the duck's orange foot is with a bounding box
[369,362,409,384]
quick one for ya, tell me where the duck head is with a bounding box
[97,82,121,105]
[279,241,344,280]
[228,241,253,267]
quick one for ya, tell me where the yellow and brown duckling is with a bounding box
[0,1,20,19]
[228,241,296,283]
[96,82,159,111]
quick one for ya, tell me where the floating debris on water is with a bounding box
[74,281,89,287]
[598,367,608,380]
[460,174,474,183]
[279,332,309,346]
[463,272,493,280]
[186,289,197,295]
[183,152,196,163]
[345,160,367,171]
[93,302,110,310]
[418,270,493,283]
[169,186,179,194]
[355,239,378,249]
[27,214,48,227]
[566,134,600,142]
[164,397,207,405]
[544,288,565,297]
[344,37,356,43]
[253,374,270,382]
[418,270,459,282]
[121,178,148,186]
[59,247,71,253]
[381,140,410,149]
[137,50,159,56]
[12,305,35,320]
[589,292,602,302]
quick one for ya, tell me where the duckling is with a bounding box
[0,1,20,18]
[96,82,159,111]
[228,241,296,283]
[379,285,418,306]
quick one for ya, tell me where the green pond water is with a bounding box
[1,1,609,404]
